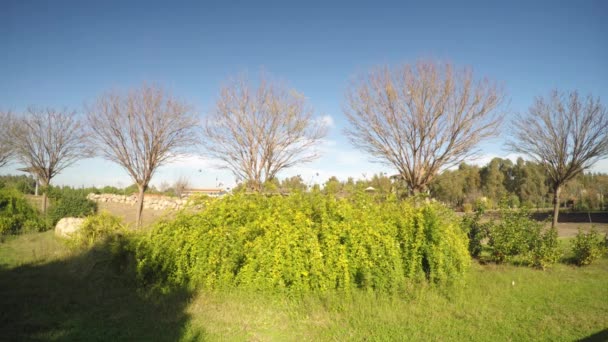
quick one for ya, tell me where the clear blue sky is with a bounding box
[2,0,607,188]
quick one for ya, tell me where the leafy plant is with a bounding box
[0,175,37,194]
[487,203,560,269]
[0,188,45,235]
[527,226,560,270]
[47,189,97,226]
[571,228,606,266]
[460,208,488,258]
[66,212,126,250]
[135,193,470,296]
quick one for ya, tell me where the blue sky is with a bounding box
[1,0,607,189]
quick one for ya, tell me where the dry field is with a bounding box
[97,201,175,228]
[554,222,608,237]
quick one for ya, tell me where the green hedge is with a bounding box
[487,206,560,269]
[47,189,97,226]
[135,193,470,295]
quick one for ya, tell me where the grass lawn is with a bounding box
[0,231,606,341]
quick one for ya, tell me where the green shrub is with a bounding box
[460,208,488,258]
[0,188,45,235]
[135,193,470,296]
[67,212,126,250]
[571,228,606,266]
[487,205,560,269]
[47,190,97,226]
[0,175,37,194]
[527,226,560,270]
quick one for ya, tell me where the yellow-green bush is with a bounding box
[135,193,470,295]
[67,212,126,250]
[487,205,560,269]
[572,228,606,266]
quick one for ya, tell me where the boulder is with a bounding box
[55,217,86,238]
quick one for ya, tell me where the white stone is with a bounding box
[55,217,86,238]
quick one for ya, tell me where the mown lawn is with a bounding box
[0,231,606,341]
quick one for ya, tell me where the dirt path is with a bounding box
[554,222,608,237]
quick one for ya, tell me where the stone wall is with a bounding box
[87,193,190,211]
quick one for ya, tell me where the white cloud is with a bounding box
[315,115,334,128]
[166,153,220,169]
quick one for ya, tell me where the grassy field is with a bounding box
[0,230,607,341]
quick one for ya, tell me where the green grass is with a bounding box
[187,259,608,341]
[0,231,69,267]
[0,232,202,341]
[1,232,607,341]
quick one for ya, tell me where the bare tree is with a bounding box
[202,75,327,191]
[157,180,171,193]
[173,175,190,198]
[344,60,504,194]
[10,108,88,213]
[509,90,608,228]
[0,111,15,167]
[87,85,199,227]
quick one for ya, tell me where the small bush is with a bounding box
[527,226,560,270]
[67,212,126,250]
[0,188,45,235]
[572,228,606,266]
[47,190,97,226]
[487,205,560,269]
[460,208,488,258]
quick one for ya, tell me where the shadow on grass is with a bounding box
[577,328,608,342]
[0,240,203,341]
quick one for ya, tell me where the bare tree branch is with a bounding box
[0,111,15,167]
[173,175,191,198]
[508,90,608,228]
[202,74,328,191]
[9,108,88,213]
[344,60,504,194]
[87,84,200,227]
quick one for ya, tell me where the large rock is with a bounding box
[55,217,86,238]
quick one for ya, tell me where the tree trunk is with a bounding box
[552,184,561,229]
[42,191,48,216]
[40,180,49,216]
[136,185,145,228]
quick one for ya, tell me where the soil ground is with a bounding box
[96,201,175,228]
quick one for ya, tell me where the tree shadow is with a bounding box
[577,328,608,342]
[0,240,204,341]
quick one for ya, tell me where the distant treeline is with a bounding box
[431,157,607,211]
[2,156,607,212]
[0,175,178,198]
[252,158,608,212]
